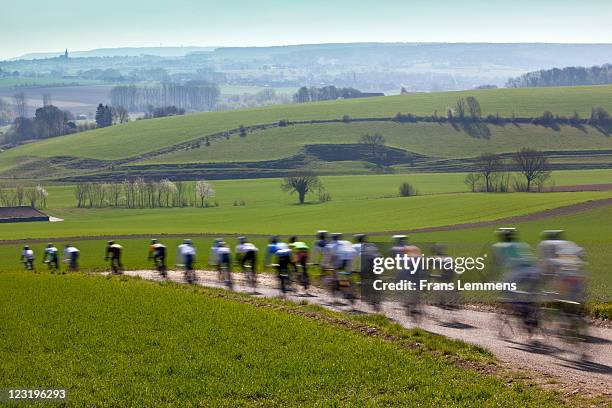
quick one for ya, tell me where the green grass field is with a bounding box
[140,122,612,164]
[0,85,610,171]
[0,272,577,406]
[6,169,612,208]
[1,191,610,240]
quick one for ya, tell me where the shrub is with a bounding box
[399,182,418,197]
[318,187,332,203]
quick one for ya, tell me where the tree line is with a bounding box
[110,82,220,113]
[465,148,551,193]
[506,64,612,88]
[293,86,382,103]
[0,185,48,208]
[74,179,215,208]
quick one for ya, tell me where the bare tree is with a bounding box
[454,98,467,121]
[359,133,386,162]
[113,106,129,123]
[513,148,551,192]
[42,93,52,107]
[466,96,482,120]
[13,92,27,118]
[464,173,481,192]
[281,172,322,204]
[473,153,504,192]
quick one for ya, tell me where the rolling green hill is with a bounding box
[139,121,612,164]
[0,85,611,180]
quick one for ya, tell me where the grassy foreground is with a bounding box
[0,272,573,407]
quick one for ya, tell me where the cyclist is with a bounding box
[265,236,293,296]
[209,238,223,282]
[492,228,541,338]
[105,240,123,274]
[148,239,167,277]
[357,235,383,311]
[289,236,310,294]
[43,243,60,272]
[391,235,423,318]
[177,239,197,284]
[538,230,588,347]
[235,236,258,290]
[20,245,35,271]
[216,241,233,290]
[311,230,330,281]
[63,244,80,272]
[327,233,357,303]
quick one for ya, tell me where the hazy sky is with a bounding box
[1,0,611,59]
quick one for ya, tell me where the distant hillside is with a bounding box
[507,64,612,88]
[1,85,611,181]
[211,43,612,71]
[13,47,216,60]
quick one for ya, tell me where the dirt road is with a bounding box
[116,269,611,399]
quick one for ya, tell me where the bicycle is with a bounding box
[220,262,233,290]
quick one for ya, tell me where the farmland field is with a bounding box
[1,85,610,168]
[139,121,612,164]
[0,272,578,406]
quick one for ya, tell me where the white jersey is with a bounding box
[45,247,58,256]
[333,240,357,261]
[178,244,196,256]
[64,246,79,257]
[22,249,34,260]
[236,243,258,253]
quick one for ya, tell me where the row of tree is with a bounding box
[6,105,84,143]
[293,86,380,103]
[74,179,215,208]
[465,149,551,193]
[0,185,48,208]
[506,64,612,88]
[109,82,220,112]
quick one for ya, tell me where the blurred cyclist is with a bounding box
[289,236,310,294]
[209,238,223,281]
[492,228,541,337]
[236,236,258,290]
[216,241,233,290]
[43,243,59,271]
[357,235,383,311]
[177,239,197,284]
[64,244,80,272]
[149,239,167,277]
[20,245,35,271]
[311,230,329,280]
[327,233,357,303]
[265,236,293,296]
[391,235,423,318]
[538,230,588,348]
[105,240,124,274]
